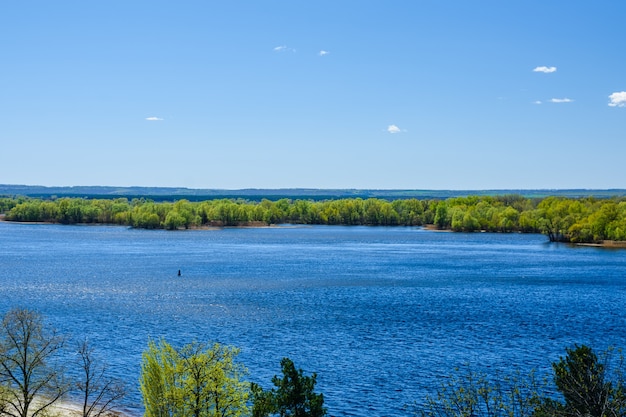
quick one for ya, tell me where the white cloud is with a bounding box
[608,91,626,107]
[549,98,573,103]
[387,124,404,134]
[533,100,543,105]
[274,45,295,53]
[319,50,329,56]
[533,66,557,73]
[145,116,164,121]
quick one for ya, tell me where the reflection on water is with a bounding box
[1,223,625,416]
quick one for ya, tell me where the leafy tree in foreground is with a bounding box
[534,345,626,417]
[416,366,544,417]
[139,338,250,417]
[0,308,68,417]
[252,357,327,417]
[140,339,177,417]
[417,346,626,417]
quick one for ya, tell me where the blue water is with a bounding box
[1,223,625,416]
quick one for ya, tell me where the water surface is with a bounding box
[1,223,625,416]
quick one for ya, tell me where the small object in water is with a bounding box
[178,269,181,276]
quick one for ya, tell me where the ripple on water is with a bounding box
[1,224,625,417]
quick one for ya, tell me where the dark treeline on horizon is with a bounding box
[2,184,626,201]
[2,194,626,243]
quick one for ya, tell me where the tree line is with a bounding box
[2,308,625,417]
[2,195,626,243]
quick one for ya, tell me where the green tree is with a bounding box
[252,357,326,417]
[173,200,200,228]
[140,339,250,417]
[0,308,68,417]
[140,339,178,417]
[534,345,626,417]
[462,212,481,232]
[499,206,520,232]
[288,200,314,224]
[416,366,544,417]
[180,342,250,417]
[393,199,424,226]
[434,202,449,229]
[163,211,186,230]
[449,206,465,232]
[0,197,18,214]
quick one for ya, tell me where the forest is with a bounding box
[1,194,626,243]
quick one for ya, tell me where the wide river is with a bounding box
[1,222,625,416]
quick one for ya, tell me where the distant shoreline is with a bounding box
[574,240,626,249]
[2,217,625,248]
[0,216,276,230]
[2,184,626,201]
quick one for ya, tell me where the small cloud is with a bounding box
[387,124,405,134]
[608,91,626,107]
[533,66,557,73]
[533,100,543,105]
[319,50,329,56]
[274,45,295,53]
[549,98,573,103]
[145,116,164,121]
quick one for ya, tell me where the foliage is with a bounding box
[139,338,250,417]
[533,345,626,417]
[415,366,545,417]
[417,346,626,417]
[251,357,326,417]
[2,195,626,242]
[0,308,68,417]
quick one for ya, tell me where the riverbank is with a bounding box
[2,216,625,248]
[29,397,133,417]
[575,240,626,249]
[46,400,84,417]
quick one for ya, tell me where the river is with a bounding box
[1,223,625,416]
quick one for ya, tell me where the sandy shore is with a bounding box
[47,401,83,417]
[28,397,134,417]
[575,240,626,249]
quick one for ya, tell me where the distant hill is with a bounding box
[1,184,625,201]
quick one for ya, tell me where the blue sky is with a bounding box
[1,1,625,190]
